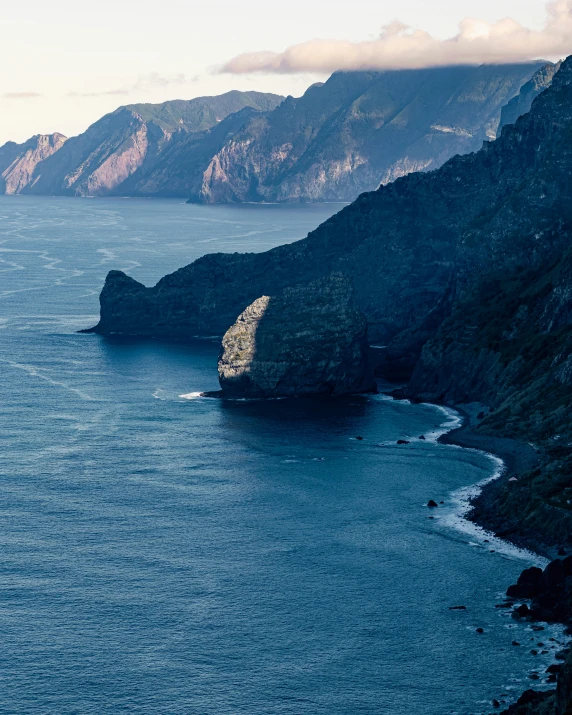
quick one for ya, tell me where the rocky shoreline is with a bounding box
[434,404,572,714]
[436,407,556,558]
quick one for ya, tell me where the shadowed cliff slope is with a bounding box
[91,57,572,348]
[192,63,548,203]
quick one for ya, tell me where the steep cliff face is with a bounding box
[118,107,267,198]
[499,63,560,132]
[192,63,547,203]
[406,246,572,549]
[0,133,67,194]
[218,274,375,396]
[16,92,283,197]
[0,65,545,202]
[92,57,572,348]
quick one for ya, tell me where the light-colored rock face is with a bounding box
[14,92,284,198]
[1,133,67,194]
[218,273,375,397]
[194,62,549,204]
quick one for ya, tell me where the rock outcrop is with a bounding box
[0,133,67,194]
[499,62,560,132]
[498,557,572,714]
[217,274,375,397]
[507,558,572,623]
[90,57,571,348]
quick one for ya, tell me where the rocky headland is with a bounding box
[90,53,572,551]
[217,274,375,397]
[87,56,572,711]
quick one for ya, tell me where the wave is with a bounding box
[431,407,546,566]
[422,404,463,442]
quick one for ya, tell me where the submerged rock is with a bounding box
[218,273,376,397]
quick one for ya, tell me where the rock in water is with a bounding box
[218,274,375,397]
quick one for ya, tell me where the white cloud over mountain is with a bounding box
[221,0,572,74]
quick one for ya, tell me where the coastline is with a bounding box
[435,405,558,559]
[434,404,572,714]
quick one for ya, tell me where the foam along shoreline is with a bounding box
[360,395,534,560]
[402,398,546,565]
[436,406,552,557]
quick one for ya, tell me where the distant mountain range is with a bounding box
[0,91,283,198]
[0,62,554,203]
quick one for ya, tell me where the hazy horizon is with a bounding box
[0,0,563,146]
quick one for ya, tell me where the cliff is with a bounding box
[90,50,572,565]
[218,274,375,396]
[91,57,572,350]
[0,64,547,203]
[12,92,282,197]
[87,56,572,714]
[499,63,560,132]
[191,63,547,203]
[0,133,67,194]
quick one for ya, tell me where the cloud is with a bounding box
[68,73,200,98]
[68,89,130,98]
[3,92,42,99]
[221,0,572,74]
[133,72,192,91]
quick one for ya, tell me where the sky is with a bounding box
[0,0,564,145]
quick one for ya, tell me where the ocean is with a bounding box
[0,196,561,714]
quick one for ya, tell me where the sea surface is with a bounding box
[0,196,563,715]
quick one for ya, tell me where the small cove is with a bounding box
[0,196,563,714]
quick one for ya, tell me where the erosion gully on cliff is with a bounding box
[88,56,572,713]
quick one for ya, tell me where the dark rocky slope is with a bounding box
[499,63,561,132]
[406,245,572,551]
[91,56,572,350]
[192,63,547,203]
[14,92,283,197]
[217,274,375,396]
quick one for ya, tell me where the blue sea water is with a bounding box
[0,196,563,714]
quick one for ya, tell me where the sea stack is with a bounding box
[218,273,376,397]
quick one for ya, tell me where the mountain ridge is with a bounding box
[0,92,283,197]
[0,133,67,194]
[0,63,548,202]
